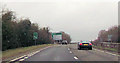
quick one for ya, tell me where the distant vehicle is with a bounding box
[62,40,67,45]
[77,41,92,50]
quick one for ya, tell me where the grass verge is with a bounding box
[93,45,117,52]
[2,44,53,60]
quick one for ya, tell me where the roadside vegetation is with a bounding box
[2,44,52,59]
[93,45,117,52]
[2,9,53,51]
[94,25,120,43]
[92,25,119,52]
[1,8,71,51]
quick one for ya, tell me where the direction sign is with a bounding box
[33,32,38,40]
[52,32,62,40]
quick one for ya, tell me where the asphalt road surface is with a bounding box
[24,45,77,61]
[22,44,119,61]
[68,44,119,61]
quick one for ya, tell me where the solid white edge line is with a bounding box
[25,57,28,59]
[19,59,25,61]
[10,46,52,62]
[10,55,26,61]
[10,58,19,61]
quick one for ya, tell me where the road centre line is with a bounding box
[74,57,78,60]
[70,51,72,53]
[67,47,78,60]
[68,48,70,51]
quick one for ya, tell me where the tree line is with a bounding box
[95,25,120,43]
[1,9,71,51]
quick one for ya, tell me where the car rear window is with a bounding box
[81,41,90,43]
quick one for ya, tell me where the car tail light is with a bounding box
[79,43,82,45]
[89,43,92,45]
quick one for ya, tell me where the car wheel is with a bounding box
[89,47,92,50]
[79,48,81,50]
[78,47,81,50]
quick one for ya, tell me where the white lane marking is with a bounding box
[10,55,26,61]
[18,56,28,62]
[10,58,19,61]
[74,57,78,60]
[25,57,28,59]
[19,59,25,61]
[70,51,72,53]
[10,46,52,62]
[68,48,70,51]
[93,48,120,56]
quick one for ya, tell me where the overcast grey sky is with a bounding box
[2,0,119,41]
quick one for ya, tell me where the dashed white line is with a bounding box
[74,57,78,60]
[68,48,78,60]
[68,48,70,51]
[70,51,72,53]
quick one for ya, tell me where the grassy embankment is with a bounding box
[2,44,53,60]
[93,45,117,52]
